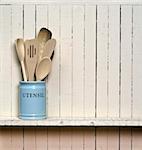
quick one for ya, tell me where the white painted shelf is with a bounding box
[0,118,142,126]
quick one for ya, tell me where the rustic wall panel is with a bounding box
[1,127,142,149]
[96,5,108,117]
[133,6,142,119]
[120,5,132,118]
[48,5,60,118]
[0,4,142,120]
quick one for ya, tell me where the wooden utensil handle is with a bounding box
[21,61,27,81]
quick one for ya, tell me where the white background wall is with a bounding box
[0,1,142,120]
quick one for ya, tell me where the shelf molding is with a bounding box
[1,118,142,126]
[0,0,142,5]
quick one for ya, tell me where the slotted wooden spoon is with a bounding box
[25,39,38,81]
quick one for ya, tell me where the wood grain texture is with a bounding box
[96,128,108,150]
[84,5,96,117]
[11,5,23,117]
[2,127,142,149]
[97,6,109,117]
[132,128,142,150]
[120,128,132,150]
[108,5,120,117]
[48,5,60,117]
[0,6,12,117]
[107,128,119,150]
[11,128,23,150]
[133,6,142,118]
[60,5,72,117]
[72,128,83,150]
[24,128,36,150]
[72,5,84,117]
[120,5,132,118]
[96,128,119,150]
[60,128,72,150]
[0,128,11,150]
[35,127,47,150]
[47,127,60,150]
[84,128,95,150]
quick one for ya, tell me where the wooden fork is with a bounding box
[25,39,38,81]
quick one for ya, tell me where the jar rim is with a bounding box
[20,81,46,84]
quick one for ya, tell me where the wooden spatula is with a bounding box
[37,28,52,62]
[25,39,38,81]
[42,39,56,58]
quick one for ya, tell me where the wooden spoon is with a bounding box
[15,39,27,81]
[42,39,56,58]
[37,28,52,62]
[36,57,52,81]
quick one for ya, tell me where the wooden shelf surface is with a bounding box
[0,118,142,126]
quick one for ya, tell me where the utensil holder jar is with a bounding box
[19,81,46,120]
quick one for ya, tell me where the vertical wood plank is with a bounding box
[11,128,23,150]
[132,128,142,150]
[107,128,119,150]
[35,6,48,149]
[72,5,84,117]
[84,5,96,117]
[72,128,83,150]
[35,127,47,150]
[97,6,109,117]
[84,128,95,150]
[108,6,120,117]
[0,128,11,150]
[24,4,35,39]
[23,5,36,150]
[96,128,108,150]
[60,128,71,150]
[48,127,60,150]
[48,5,60,117]
[120,128,132,150]
[121,6,132,118]
[0,5,12,117]
[60,5,72,118]
[133,6,142,118]
[24,128,36,150]
[36,4,48,35]
[11,5,23,117]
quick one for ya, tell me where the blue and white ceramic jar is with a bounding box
[19,81,46,120]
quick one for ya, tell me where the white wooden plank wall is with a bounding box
[72,5,84,117]
[97,5,108,117]
[60,5,72,118]
[0,6,11,117]
[133,6,142,119]
[1,4,142,120]
[108,5,120,117]
[11,5,23,117]
[48,5,60,117]
[84,5,96,117]
[120,6,132,118]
